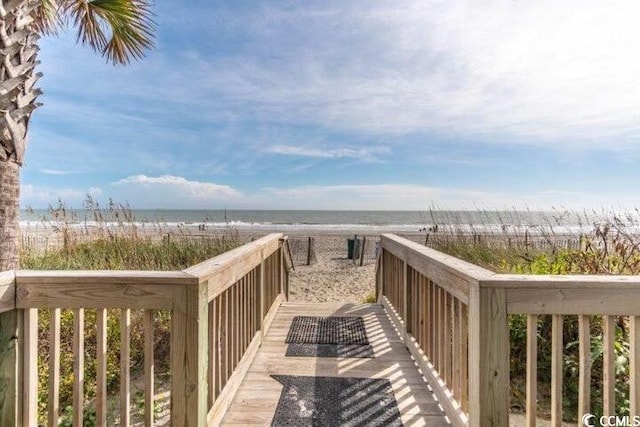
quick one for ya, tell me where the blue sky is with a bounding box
[20,0,640,210]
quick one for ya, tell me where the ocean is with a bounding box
[19,209,615,235]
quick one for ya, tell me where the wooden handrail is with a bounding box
[377,233,640,427]
[185,233,282,300]
[0,235,290,426]
[15,270,197,309]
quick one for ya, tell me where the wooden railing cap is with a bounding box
[184,233,283,283]
[482,273,640,289]
[15,270,199,285]
[381,234,496,282]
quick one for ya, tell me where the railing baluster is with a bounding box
[526,314,537,427]
[23,308,38,427]
[402,259,409,339]
[121,308,131,426]
[578,315,591,420]
[225,289,231,385]
[73,308,85,426]
[436,285,444,372]
[551,314,563,427]
[208,300,215,407]
[48,308,61,427]
[231,286,237,368]
[426,279,432,361]
[460,302,468,413]
[603,315,616,416]
[444,292,451,385]
[452,298,459,397]
[632,315,640,416]
[144,309,155,427]
[234,281,239,367]
[414,270,427,353]
[245,276,250,348]
[96,308,107,427]
[216,295,224,396]
[240,277,245,353]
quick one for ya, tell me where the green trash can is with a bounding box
[347,238,361,259]
[347,239,355,259]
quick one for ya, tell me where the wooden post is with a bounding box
[359,236,366,267]
[306,237,312,266]
[468,283,509,426]
[170,280,208,426]
[0,309,21,426]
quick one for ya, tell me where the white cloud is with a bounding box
[35,0,640,153]
[21,179,640,210]
[114,174,241,197]
[262,184,495,210]
[39,169,73,175]
[191,0,640,148]
[21,184,102,207]
[264,145,389,161]
[111,175,243,208]
[262,184,640,210]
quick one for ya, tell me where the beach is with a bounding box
[236,229,425,304]
[283,233,378,304]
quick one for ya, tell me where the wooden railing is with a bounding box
[0,233,292,426]
[377,233,640,426]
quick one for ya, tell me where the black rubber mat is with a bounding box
[285,316,369,345]
[285,343,374,358]
[270,375,402,426]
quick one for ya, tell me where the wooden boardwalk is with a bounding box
[221,302,450,426]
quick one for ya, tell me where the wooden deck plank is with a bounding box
[219,302,448,426]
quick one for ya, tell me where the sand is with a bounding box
[286,234,378,303]
[234,229,424,304]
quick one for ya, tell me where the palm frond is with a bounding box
[62,0,155,65]
[31,0,63,35]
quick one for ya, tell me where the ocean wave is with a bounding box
[19,220,623,235]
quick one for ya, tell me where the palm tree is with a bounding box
[0,0,155,271]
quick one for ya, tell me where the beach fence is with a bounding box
[287,237,317,266]
[21,234,54,252]
[20,231,165,252]
[163,232,236,248]
[421,231,585,252]
[282,235,380,267]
